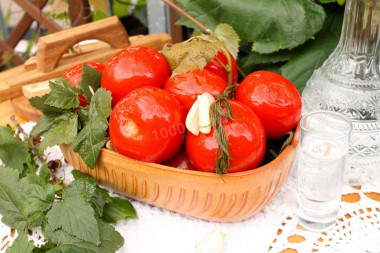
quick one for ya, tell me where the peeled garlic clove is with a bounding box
[186,100,200,135]
[198,94,212,134]
[202,92,215,105]
[195,228,226,253]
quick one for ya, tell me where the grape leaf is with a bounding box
[161,39,223,77]
[77,64,103,103]
[281,6,343,91]
[212,24,240,59]
[239,50,292,74]
[45,78,80,109]
[176,0,326,54]
[5,231,33,253]
[72,88,112,169]
[46,195,100,244]
[102,197,136,223]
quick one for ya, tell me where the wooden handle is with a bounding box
[36,16,130,73]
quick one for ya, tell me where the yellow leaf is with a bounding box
[161,38,223,77]
[50,0,69,15]
[89,0,108,14]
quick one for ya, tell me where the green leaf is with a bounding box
[239,50,292,74]
[29,94,65,116]
[318,0,337,3]
[97,220,124,252]
[72,89,112,169]
[161,39,224,77]
[0,127,29,173]
[37,112,78,151]
[6,231,33,253]
[43,220,124,253]
[0,167,51,229]
[43,224,100,253]
[176,0,326,54]
[63,179,97,202]
[77,107,90,128]
[281,6,343,91]
[102,197,136,223]
[45,78,80,109]
[0,167,24,228]
[23,184,55,214]
[90,187,112,217]
[211,24,240,59]
[77,64,103,103]
[38,164,51,183]
[46,195,100,244]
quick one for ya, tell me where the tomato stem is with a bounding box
[219,46,233,86]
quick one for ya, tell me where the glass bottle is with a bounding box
[302,0,380,185]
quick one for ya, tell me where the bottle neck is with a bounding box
[326,0,380,83]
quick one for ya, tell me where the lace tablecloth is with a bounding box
[1,124,379,253]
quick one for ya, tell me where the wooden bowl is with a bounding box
[60,129,299,222]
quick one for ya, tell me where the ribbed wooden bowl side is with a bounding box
[60,143,295,222]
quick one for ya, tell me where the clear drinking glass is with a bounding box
[296,111,352,232]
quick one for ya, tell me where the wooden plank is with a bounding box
[11,96,41,122]
[13,0,62,33]
[0,100,28,126]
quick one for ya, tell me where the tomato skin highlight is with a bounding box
[235,71,302,139]
[101,46,171,106]
[163,69,227,113]
[62,62,105,107]
[109,86,186,163]
[186,100,266,173]
[204,51,238,84]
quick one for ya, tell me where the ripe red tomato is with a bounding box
[62,62,105,107]
[163,69,227,113]
[235,71,302,139]
[163,146,196,170]
[204,51,238,84]
[101,46,171,106]
[186,100,266,173]
[109,86,185,163]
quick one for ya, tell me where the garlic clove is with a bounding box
[198,94,212,134]
[195,228,226,253]
[186,100,200,135]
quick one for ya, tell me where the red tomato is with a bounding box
[101,46,171,106]
[62,62,105,107]
[163,69,227,113]
[109,86,185,163]
[204,51,238,84]
[163,146,196,170]
[186,100,266,173]
[235,71,302,139]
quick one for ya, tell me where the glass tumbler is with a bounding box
[296,111,352,232]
